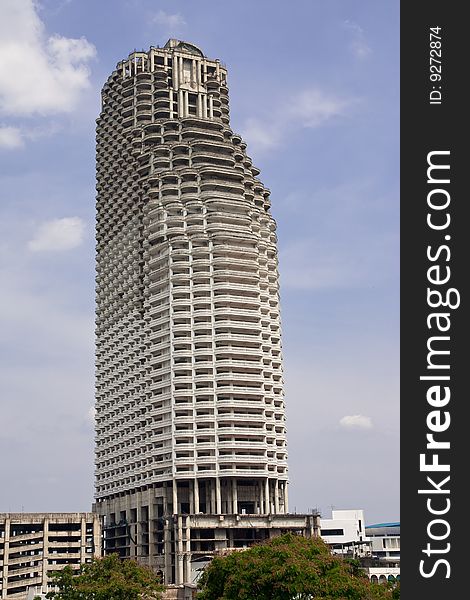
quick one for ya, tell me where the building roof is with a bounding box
[366,522,400,529]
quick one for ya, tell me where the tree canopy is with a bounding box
[197,533,395,600]
[45,554,164,600]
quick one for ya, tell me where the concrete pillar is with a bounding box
[174,56,179,89]
[179,56,184,87]
[173,480,178,514]
[284,483,289,513]
[197,93,202,118]
[41,517,49,587]
[177,516,184,584]
[216,477,221,514]
[93,515,102,558]
[2,517,10,599]
[80,517,87,564]
[194,479,199,513]
[163,482,169,515]
[265,479,270,514]
[148,492,156,556]
[192,60,197,87]
[185,515,191,582]
[274,480,280,514]
[232,479,238,514]
[184,91,189,117]
[169,90,174,119]
[203,95,208,119]
[208,95,214,119]
[178,90,184,118]
[164,518,172,584]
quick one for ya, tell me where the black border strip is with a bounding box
[401,3,467,597]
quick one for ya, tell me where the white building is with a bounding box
[320,513,400,583]
[94,39,318,585]
[320,509,370,556]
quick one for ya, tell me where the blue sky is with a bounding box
[0,0,399,524]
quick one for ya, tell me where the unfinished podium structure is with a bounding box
[94,39,319,584]
[0,513,101,599]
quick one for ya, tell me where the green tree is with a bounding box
[197,533,394,600]
[46,554,164,600]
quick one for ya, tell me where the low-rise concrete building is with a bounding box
[0,513,101,600]
[365,522,400,564]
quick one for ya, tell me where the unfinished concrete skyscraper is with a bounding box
[94,39,317,585]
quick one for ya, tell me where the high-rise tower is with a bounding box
[94,40,317,585]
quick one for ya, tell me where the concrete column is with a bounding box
[215,477,221,514]
[274,480,280,514]
[2,517,10,599]
[177,516,184,584]
[194,479,199,513]
[178,90,184,118]
[80,517,87,564]
[148,492,156,556]
[184,515,191,582]
[184,91,189,117]
[93,515,102,558]
[284,483,289,513]
[197,93,202,118]
[163,519,171,584]
[265,479,270,514]
[179,56,184,86]
[232,479,238,514]
[169,90,174,119]
[192,60,197,87]
[41,517,49,587]
[174,57,179,89]
[203,95,208,119]
[208,95,214,119]
[216,60,220,78]
[150,51,154,72]
[173,480,178,514]
[163,482,169,515]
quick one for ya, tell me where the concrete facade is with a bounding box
[365,523,400,564]
[94,39,318,584]
[0,513,101,600]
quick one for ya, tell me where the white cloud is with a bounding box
[152,10,186,30]
[339,415,373,429]
[0,0,96,116]
[0,126,23,148]
[241,87,352,155]
[291,89,350,127]
[344,21,372,60]
[28,217,86,252]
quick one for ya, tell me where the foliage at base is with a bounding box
[46,554,164,600]
[197,533,395,600]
